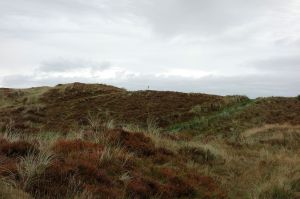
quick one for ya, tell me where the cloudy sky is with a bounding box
[0,0,299,97]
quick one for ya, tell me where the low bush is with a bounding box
[52,139,102,154]
[107,129,156,157]
[0,140,38,157]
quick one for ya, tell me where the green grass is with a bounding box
[168,99,255,135]
[0,87,49,109]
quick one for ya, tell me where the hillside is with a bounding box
[0,83,300,199]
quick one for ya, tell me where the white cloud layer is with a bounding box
[0,0,299,97]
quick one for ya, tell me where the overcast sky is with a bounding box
[0,0,299,97]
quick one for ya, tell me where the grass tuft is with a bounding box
[17,150,55,190]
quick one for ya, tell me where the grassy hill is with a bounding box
[0,83,299,199]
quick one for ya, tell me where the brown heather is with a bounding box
[0,83,299,198]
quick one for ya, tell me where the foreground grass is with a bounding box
[1,122,300,198]
[0,128,226,199]
[148,124,300,199]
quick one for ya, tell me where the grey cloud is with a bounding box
[0,0,299,98]
[38,58,111,73]
[0,0,133,39]
[0,0,286,37]
[0,0,108,18]
[131,0,284,36]
[249,56,300,73]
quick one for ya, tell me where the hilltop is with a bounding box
[0,83,299,199]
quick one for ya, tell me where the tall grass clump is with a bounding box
[87,110,115,132]
[87,112,103,132]
[99,146,121,165]
[1,119,21,142]
[122,117,161,135]
[17,150,55,190]
[146,117,161,135]
[122,124,144,133]
[99,145,132,167]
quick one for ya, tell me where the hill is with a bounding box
[0,83,299,198]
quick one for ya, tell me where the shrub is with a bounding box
[107,129,156,157]
[127,177,161,198]
[297,95,300,101]
[190,102,222,114]
[162,176,196,198]
[0,159,18,177]
[52,139,102,154]
[189,105,202,115]
[34,155,114,198]
[223,95,249,105]
[0,140,38,157]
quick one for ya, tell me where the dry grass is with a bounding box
[123,117,161,135]
[122,123,144,133]
[87,110,115,133]
[99,145,132,167]
[193,125,300,199]
[241,123,300,138]
[1,83,300,198]
[1,131,21,143]
[146,117,162,135]
[16,150,55,190]
[147,133,179,151]
[0,123,299,199]
[129,123,300,198]
[1,125,298,198]
[0,179,32,199]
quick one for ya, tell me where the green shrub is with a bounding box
[297,95,300,101]
[189,105,203,115]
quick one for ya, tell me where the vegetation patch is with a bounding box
[0,83,299,198]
